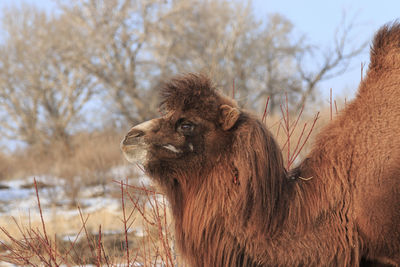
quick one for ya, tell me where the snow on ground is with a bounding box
[0,175,118,219]
[0,164,150,218]
[0,164,155,235]
[0,164,163,266]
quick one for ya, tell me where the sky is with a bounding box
[1,0,400,101]
[253,0,400,101]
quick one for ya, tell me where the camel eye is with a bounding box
[178,121,194,134]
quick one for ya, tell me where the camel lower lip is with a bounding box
[121,144,139,150]
[121,145,148,165]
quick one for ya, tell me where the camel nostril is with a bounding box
[122,129,145,146]
[127,129,145,138]
[122,120,156,147]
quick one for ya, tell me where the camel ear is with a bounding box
[219,104,240,131]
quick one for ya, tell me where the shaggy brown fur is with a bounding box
[121,23,400,267]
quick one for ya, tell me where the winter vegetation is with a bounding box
[0,0,374,266]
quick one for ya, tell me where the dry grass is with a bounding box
[3,128,124,181]
[0,207,125,242]
[1,128,134,206]
[263,96,338,169]
[0,152,11,181]
[0,180,183,266]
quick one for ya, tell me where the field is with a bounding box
[0,127,188,266]
[0,168,185,266]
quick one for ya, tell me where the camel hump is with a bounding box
[369,22,400,71]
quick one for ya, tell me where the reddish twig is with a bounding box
[97,225,102,266]
[126,190,155,227]
[262,96,270,124]
[276,120,282,137]
[286,94,290,168]
[33,178,49,246]
[288,122,308,169]
[290,104,304,136]
[78,206,96,261]
[33,178,64,266]
[153,192,174,267]
[288,112,320,167]
[279,94,291,169]
[100,241,110,267]
[120,181,131,266]
[281,104,305,151]
[162,196,173,266]
[113,179,162,196]
[136,163,145,173]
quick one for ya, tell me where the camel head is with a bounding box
[121,74,241,181]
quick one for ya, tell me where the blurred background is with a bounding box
[0,0,398,265]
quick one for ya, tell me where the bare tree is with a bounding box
[243,13,308,111]
[0,1,366,145]
[150,3,367,113]
[294,13,368,111]
[151,0,259,100]
[59,0,263,124]
[0,6,96,147]
[59,0,166,125]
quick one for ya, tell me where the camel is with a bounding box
[121,23,400,266]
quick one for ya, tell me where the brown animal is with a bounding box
[121,23,400,266]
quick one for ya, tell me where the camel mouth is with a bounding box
[120,139,148,165]
[162,144,182,154]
